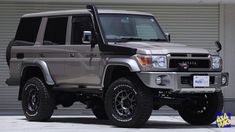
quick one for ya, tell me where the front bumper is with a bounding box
[137,72,229,93]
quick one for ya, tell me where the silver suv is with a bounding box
[6,5,229,127]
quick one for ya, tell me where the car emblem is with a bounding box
[181,60,197,65]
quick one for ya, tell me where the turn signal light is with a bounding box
[137,55,152,65]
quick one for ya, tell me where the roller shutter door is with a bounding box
[0,2,219,114]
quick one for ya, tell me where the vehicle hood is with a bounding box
[110,41,209,55]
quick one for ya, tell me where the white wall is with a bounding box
[220,4,235,114]
[223,5,235,98]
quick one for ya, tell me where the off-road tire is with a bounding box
[21,77,54,121]
[91,98,108,120]
[105,77,153,128]
[178,92,224,125]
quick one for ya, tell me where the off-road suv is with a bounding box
[6,5,229,127]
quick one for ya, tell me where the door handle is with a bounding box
[16,53,24,59]
[86,53,97,57]
[40,53,45,58]
[92,54,97,57]
[69,53,75,57]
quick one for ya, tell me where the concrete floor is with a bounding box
[0,116,234,132]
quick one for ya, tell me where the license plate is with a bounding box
[193,75,210,87]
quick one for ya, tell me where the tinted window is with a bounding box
[71,16,92,45]
[44,17,68,45]
[15,17,42,43]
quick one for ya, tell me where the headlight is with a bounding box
[152,56,167,68]
[211,56,221,69]
[136,55,167,68]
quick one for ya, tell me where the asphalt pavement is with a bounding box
[0,116,234,132]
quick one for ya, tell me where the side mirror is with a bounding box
[82,31,92,44]
[215,41,222,53]
[165,33,171,42]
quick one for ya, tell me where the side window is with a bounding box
[15,17,42,44]
[71,16,92,45]
[44,17,68,45]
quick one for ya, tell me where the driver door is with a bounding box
[63,15,101,86]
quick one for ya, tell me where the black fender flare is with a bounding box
[101,58,140,87]
[21,60,55,85]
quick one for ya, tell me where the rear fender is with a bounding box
[21,60,55,85]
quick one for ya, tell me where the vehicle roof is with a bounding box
[22,9,153,18]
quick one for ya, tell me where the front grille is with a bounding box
[170,53,187,57]
[169,59,210,68]
[191,54,209,57]
[170,53,209,57]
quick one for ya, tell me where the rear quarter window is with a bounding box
[15,17,42,44]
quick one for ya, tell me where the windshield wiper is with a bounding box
[114,37,167,43]
[148,38,167,42]
[116,37,143,43]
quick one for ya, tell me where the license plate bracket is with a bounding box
[193,75,210,87]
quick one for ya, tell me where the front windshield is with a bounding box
[100,14,167,42]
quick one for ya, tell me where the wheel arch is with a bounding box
[18,60,55,100]
[102,58,141,96]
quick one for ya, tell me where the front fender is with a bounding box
[106,58,140,72]
[101,58,140,87]
[21,60,55,85]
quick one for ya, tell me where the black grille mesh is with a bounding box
[169,59,210,68]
